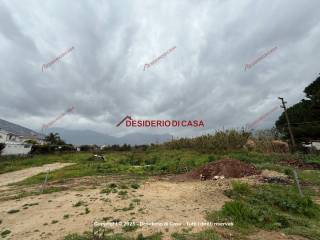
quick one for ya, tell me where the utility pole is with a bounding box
[278,97,296,150]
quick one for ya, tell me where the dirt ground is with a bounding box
[0,163,75,190]
[0,177,235,240]
[0,165,306,240]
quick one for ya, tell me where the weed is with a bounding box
[1,230,11,238]
[7,209,19,214]
[22,202,39,208]
[171,230,220,240]
[109,183,117,188]
[119,184,129,189]
[131,183,140,189]
[115,203,135,212]
[122,222,139,232]
[118,190,128,196]
[63,214,70,219]
[85,207,90,214]
[132,199,141,204]
[73,201,85,207]
[51,220,59,224]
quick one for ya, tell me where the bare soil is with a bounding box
[0,177,235,240]
[180,159,259,181]
[0,165,304,240]
[0,163,75,189]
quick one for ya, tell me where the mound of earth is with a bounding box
[187,159,259,180]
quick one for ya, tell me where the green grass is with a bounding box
[171,230,220,240]
[1,229,11,238]
[0,153,91,174]
[64,232,163,240]
[130,183,140,189]
[207,181,320,239]
[299,170,320,185]
[73,201,86,207]
[121,222,139,232]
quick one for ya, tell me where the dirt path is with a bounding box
[0,178,233,240]
[0,163,75,188]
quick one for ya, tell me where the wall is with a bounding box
[1,143,32,155]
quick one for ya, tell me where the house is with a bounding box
[0,118,45,155]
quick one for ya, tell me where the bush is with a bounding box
[163,130,250,153]
[31,144,75,154]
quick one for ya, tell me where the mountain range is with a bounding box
[47,128,173,145]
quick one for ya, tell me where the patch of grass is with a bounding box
[1,230,11,238]
[100,188,112,194]
[64,232,162,240]
[7,209,20,214]
[171,230,220,240]
[207,182,320,239]
[73,201,85,207]
[122,222,139,232]
[299,170,320,185]
[118,190,128,196]
[51,220,59,224]
[63,214,70,219]
[22,202,39,207]
[85,207,90,214]
[131,183,140,189]
[119,184,129,189]
[132,199,141,204]
[115,203,135,212]
[109,183,117,188]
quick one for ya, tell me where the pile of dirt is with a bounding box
[280,159,320,170]
[186,159,260,180]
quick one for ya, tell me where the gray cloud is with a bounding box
[0,0,319,137]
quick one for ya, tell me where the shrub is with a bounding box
[131,183,140,189]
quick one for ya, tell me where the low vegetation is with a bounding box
[207,181,320,239]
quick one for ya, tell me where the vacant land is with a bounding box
[0,148,320,240]
[0,163,74,189]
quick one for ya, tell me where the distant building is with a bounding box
[302,140,320,152]
[0,119,45,155]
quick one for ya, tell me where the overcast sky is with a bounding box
[0,0,319,137]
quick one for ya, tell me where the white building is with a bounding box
[0,119,45,155]
[0,129,33,155]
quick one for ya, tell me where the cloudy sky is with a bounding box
[0,0,319,137]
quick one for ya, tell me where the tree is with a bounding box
[44,133,66,145]
[276,75,320,142]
